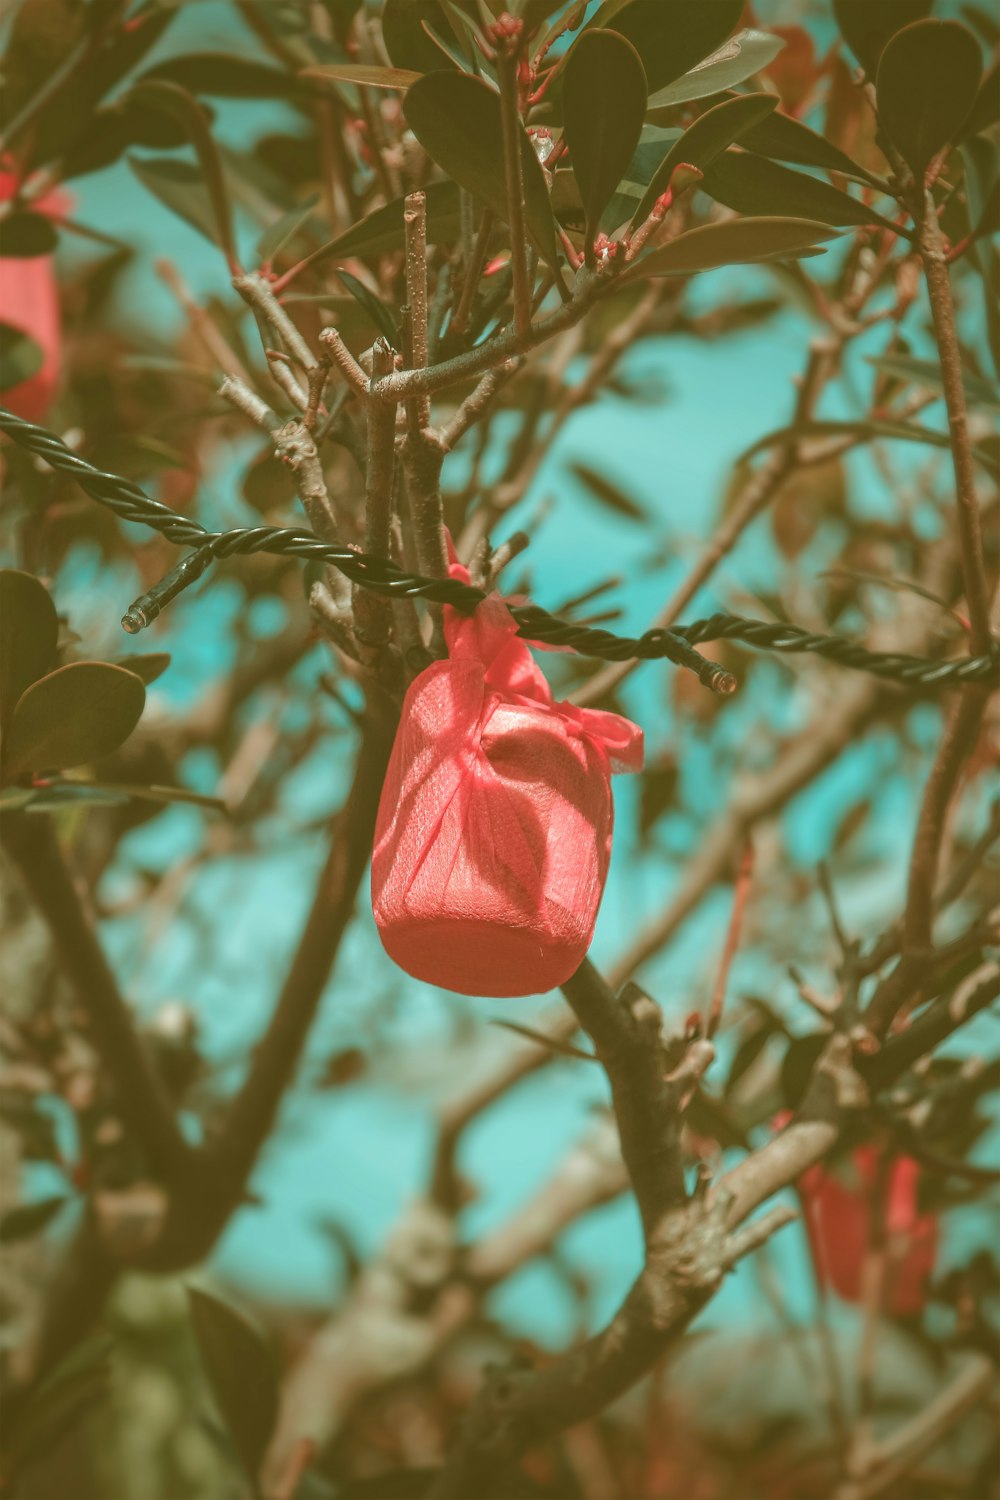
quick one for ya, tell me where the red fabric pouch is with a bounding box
[372,562,642,996]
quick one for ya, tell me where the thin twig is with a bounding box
[318,326,370,397]
[706,839,754,1041]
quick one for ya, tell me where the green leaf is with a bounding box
[0,324,44,393]
[302,62,423,89]
[6,1334,111,1473]
[961,59,999,140]
[622,216,839,282]
[257,194,321,266]
[738,105,883,187]
[5,4,176,172]
[631,92,778,230]
[291,180,461,275]
[876,19,982,179]
[123,80,237,265]
[3,662,146,779]
[866,353,1000,411]
[963,133,1000,244]
[647,29,786,112]
[112,653,172,685]
[337,268,399,342]
[127,156,223,248]
[404,72,560,269]
[0,212,58,257]
[21,785,133,812]
[383,0,458,72]
[0,1194,71,1243]
[699,149,899,231]
[563,30,647,251]
[0,570,58,731]
[833,0,933,76]
[140,52,308,102]
[54,780,228,813]
[570,460,649,520]
[607,0,743,96]
[188,1286,280,1485]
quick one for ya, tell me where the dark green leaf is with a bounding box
[3,662,146,778]
[0,212,58,257]
[780,1033,827,1109]
[21,785,132,812]
[188,1286,280,1484]
[337,269,399,341]
[647,29,786,112]
[0,324,44,393]
[563,30,647,250]
[0,1194,70,1243]
[638,758,678,839]
[0,570,58,730]
[123,80,237,264]
[725,1023,777,1099]
[257,195,321,266]
[866,353,1000,410]
[140,52,308,102]
[700,150,899,230]
[738,106,882,186]
[293,180,461,274]
[622,216,839,282]
[608,0,743,96]
[7,1334,111,1471]
[54,780,227,812]
[962,133,1000,242]
[876,20,982,179]
[112,653,172,685]
[303,62,423,89]
[962,60,1000,140]
[631,92,778,229]
[404,72,560,269]
[570,461,649,520]
[833,0,933,76]
[383,0,458,72]
[242,444,300,512]
[127,156,223,247]
[962,4,1000,47]
[335,1470,440,1498]
[0,0,87,149]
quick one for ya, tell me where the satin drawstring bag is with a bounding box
[372,562,643,997]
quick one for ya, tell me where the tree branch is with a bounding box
[561,960,688,1233]
[1,816,193,1185]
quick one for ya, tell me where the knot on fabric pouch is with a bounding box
[371,561,643,997]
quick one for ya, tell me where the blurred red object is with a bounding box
[0,169,66,422]
[800,1142,939,1315]
[372,558,642,997]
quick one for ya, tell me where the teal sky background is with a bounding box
[32,1,996,1347]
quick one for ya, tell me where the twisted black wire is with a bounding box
[3,408,997,692]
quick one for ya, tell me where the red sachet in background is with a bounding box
[800,1143,939,1316]
[0,169,66,423]
[372,560,643,997]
